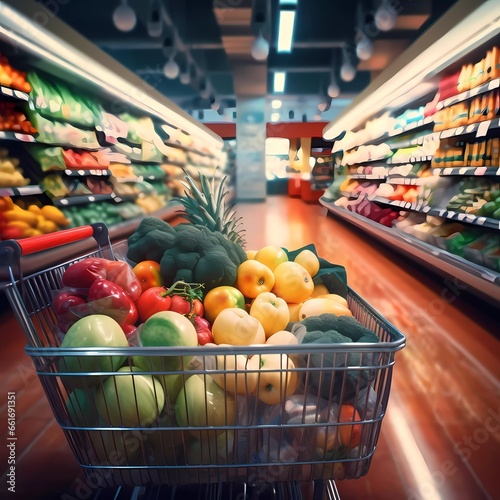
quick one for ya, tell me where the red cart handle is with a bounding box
[12,223,110,256]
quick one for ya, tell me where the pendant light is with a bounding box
[374,0,398,32]
[327,52,340,98]
[163,53,180,79]
[251,30,270,61]
[147,0,163,38]
[340,46,356,82]
[113,0,137,32]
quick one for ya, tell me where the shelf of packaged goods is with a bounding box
[389,132,437,150]
[431,166,500,177]
[436,117,500,140]
[165,140,216,159]
[319,196,500,306]
[0,130,36,142]
[63,169,111,177]
[386,176,429,185]
[370,195,500,230]
[436,78,500,111]
[0,85,30,101]
[0,185,42,196]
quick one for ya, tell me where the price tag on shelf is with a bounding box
[455,126,464,135]
[440,129,454,138]
[466,124,475,134]
[476,120,491,138]
[1,86,13,96]
[443,168,453,176]
[488,79,500,91]
[469,86,479,97]
[456,213,466,221]
[475,167,487,176]
[458,167,469,175]
[14,90,28,101]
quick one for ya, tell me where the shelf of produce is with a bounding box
[0,185,43,196]
[436,77,500,110]
[0,130,36,142]
[63,169,111,177]
[0,85,29,101]
[437,118,500,140]
[319,196,500,305]
[431,166,500,177]
[0,202,183,278]
[370,195,500,230]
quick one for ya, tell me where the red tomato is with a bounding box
[191,299,204,317]
[170,295,191,315]
[136,286,172,323]
[133,260,163,293]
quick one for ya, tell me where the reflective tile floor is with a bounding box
[0,195,498,499]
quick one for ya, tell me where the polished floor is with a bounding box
[0,195,498,499]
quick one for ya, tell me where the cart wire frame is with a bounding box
[0,224,406,489]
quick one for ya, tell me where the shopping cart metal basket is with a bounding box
[0,223,406,491]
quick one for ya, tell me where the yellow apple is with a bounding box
[212,308,266,345]
[236,260,275,299]
[266,330,298,345]
[254,245,288,271]
[249,292,290,338]
[211,354,259,394]
[298,298,352,320]
[254,353,297,404]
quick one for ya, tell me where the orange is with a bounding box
[293,249,320,277]
[272,261,314,303]
[254,245,288,271]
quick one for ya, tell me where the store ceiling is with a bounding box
[48,0,459,122]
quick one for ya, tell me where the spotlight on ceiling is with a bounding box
[210,95,220,111]
[271,112,280,122]
[356,32,373,61]
[375,0,398,31]
[251,31,270,61]
[113,0,136,32]
[313,113,322,121]
[271,99,282,109]
[340,47,356,82]
[327,80,340,98]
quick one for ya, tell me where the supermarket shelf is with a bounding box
[0,85,29,101]
[431,166,500,176]
[388,116,435,137]
[166,140,216,159]
[436,77,500,110]
[371,195,500,230]
[52,193,137,207]
[63,169,111,177]
[349,174,387,180]
[387,155,433,165]
[0,185,42,196]
[386,176,429,185]
[320,197,500,305]
[0,130,36,142]
[437,118,500,139]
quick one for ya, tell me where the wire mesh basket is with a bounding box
[0,224,406,489]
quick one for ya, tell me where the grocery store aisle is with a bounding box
[0,194,499,500]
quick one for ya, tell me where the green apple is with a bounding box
[95,366,165,427]
[59,314,128,387]
[139,311,198,370]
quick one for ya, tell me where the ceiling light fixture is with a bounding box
[355,3,373,61]
[288,110,294,119]
[271,99,282,109]
[271,112,280,122]
[198,77,211,99]
[313,113,322,121]
[277,9,296,52]
[147,0,162,38]
[340,46,356,82]
[274,72,286,93]
[112,0,136,32]
[210,95,221,111]
[327,50,341,98]
[374,0,398,32]
[317,97,331,112]
[251,30,270,60]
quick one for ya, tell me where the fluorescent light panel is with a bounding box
[274,72,286,93]
[277,10,296,52]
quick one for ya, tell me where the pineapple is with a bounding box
[176,168,246,246]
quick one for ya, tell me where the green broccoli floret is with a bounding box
[302,329,352,345]
[128,228,176,263]
[128,217,175,246]
[301,313,339,334]
[336,316,379,343]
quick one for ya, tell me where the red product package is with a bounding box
[438,71,461,100]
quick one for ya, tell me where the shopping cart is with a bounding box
[0,223,405,497]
